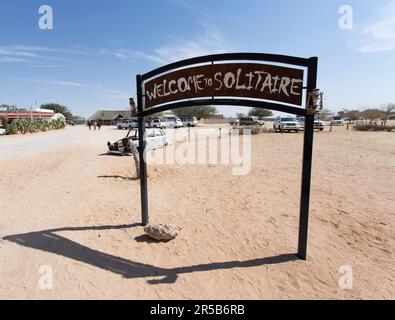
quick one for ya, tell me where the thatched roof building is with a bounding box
[87,109,133,125]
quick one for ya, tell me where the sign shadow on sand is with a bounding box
[4,224,299,284]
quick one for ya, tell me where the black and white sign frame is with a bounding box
[136,53,318,260]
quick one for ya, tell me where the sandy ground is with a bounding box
[0,124,394,299]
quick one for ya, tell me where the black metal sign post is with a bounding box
[136,74,149,226]
[135,53,318,260]
[297,57,318,260]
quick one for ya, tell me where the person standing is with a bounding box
[93,121,97,131]
[97,122,102,131]
[88,121,92,130]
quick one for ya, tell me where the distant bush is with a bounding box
[353,124,394,132]
[6,122,18,135]
[261,128,275,134]
[6,118,66,135]
[231,126,274,135]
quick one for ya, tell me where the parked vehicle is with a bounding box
[150,119,168,128]
[116,119,138,130]
[273,116,300,132]
[229,119,240,126]
[314,118,326,131]
[331,116,345,126]
[239,116,264,126]
[166,117,184,128]
[0,124,5,135]
[107,128,172,155]
[298,117,326,131]
[182,117,198,127]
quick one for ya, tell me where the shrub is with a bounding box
[262,128,275,134]
[6,122,18,135]
[230,126,274,135]
[353,124,394,132]
[5,118,66,135]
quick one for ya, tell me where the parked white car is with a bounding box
[314,118,326,131]
[150,119,168,128]
[273,116,300,132]
[182,117,198,127]
[166,117,184,128]
[240,116,264,126]
[116,119,138,130]
[298,117,326,131]
[331,116,345,126]
[0,125,6,135]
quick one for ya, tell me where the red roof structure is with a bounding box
[0,109,54,120]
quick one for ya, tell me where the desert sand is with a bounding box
[0,124,394,299]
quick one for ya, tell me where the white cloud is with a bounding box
[0,56,27,63]
[357,2,395,53]
[16,78,102,89]
[0,45,92,63]
[0,47,47,59]
[103,89,130,101]
[107,21,232,65]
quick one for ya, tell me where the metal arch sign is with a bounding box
[135,53,318,260]
[144,63,304,109]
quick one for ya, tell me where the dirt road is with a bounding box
[0,125,394,299]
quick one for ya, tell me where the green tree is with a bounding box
[361,109,386,124]
[383,103,395,125]
[342,109,362,122]
[317,108,333,121]
[71,115,86,125]
[40,103,73,120]
[248,108,273,118]
[172,106,218,119]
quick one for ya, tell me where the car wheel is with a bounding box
[118,126,122,129]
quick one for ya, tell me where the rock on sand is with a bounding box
[144,224,182,241]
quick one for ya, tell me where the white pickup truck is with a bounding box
[149,119,168,128]
[298,117,326,131]
[166,117,184,128]
[273,117,300,132]
[117,119,138,130]
[182,117,198,127]
[331,116,345,126]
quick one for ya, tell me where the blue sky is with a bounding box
[0,0,394,117]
